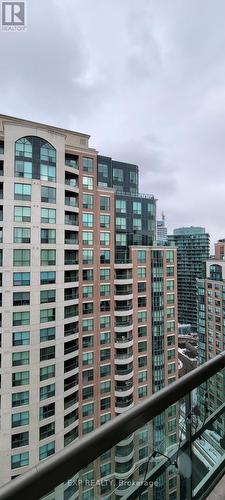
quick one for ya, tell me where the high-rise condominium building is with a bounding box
[197,240,225,438]
[168,227,210,331]
[0,115,178,499]
[156,212,167,245]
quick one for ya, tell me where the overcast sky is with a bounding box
[0,0,225,247]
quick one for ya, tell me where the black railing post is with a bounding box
[186,392,193,500]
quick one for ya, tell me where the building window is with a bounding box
[39,441,55,461]
[100,380,111,393]
[100,250,110,264]
[83,176,94,191]
[14,183,31,201]
[137,267,146,279]
[40,384,55,401]
[13,331,30,346]
[113,168,123,182]
[133,218,142,230]
[40,289,56,304]
[82,336,94,349]
[116,217,126,230]
[83,302,94,315]
[100,232,110,246]
[40,346,55,362]
[100,365,111,377]
[12,391,29,407]
[15,160,32,179]
[83,213,94,228]
[100,268,110,281]
[83,193,93,209]
[83,231,93,246]
[100,413,111,425]
[13,272,30,286]
[40,271,56,285]
[83,285,93,298]
[15,137,56,181]
[83,269,93,282]
[100,284,110,297]
[41,229,56,244]
[100,196,110,211]
[12,371,29,387]
[98,163,108,177]
[82,419,94,434]
[138,282,146,293]
[82,403,94,418]
[137,250,146,263]
[130,171,137,184]
[13,249,30,266]
[40,164,56,182]
[11,452,29,469]
[138,356,147,368]
[133,201,141,215]
[100,316,110,329]
[39,403,55,421]
[116,233,127,246]
[14,228,31,244]
[138,370,147,383]
[40,365,55,381]
[41,208,56,224]
[40,308,55,323]
[40,327,55,342]
[14,206,31,222]
[83,157,94,173]
[13,311,30,326]
[64,304,78,319]
[82,352,94,366]
[41,249,56,266]
[39,422,55,440]
[83,249,93,265]
[116,199,126,213]
[12,351,30,367]
[41,186,56,204]
[13,292,30,306]
[100,215,110,228]
[100,397,111,410]
[12,411,29,428]
[82,319,94,332]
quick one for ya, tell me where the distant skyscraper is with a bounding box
[157,211,167,245]
[168,226,210,331]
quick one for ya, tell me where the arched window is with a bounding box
[210,264,222,281]
[15,137,56,181]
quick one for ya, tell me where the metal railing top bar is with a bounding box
[1,352,225,500]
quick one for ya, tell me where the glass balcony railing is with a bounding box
[2,353,225,500]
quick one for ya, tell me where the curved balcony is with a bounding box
[115,460,135,480]
[115,353,133,365]
[114,303,133,317]
[115,339,133,349]
[115,449,134,463]
[115,318,133,333]
[115,402,134,414]
[115,383,133,398]
[114,294,133,302]
[115,365,133,381]
[115,440,134,459]
[114,278,133,286]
